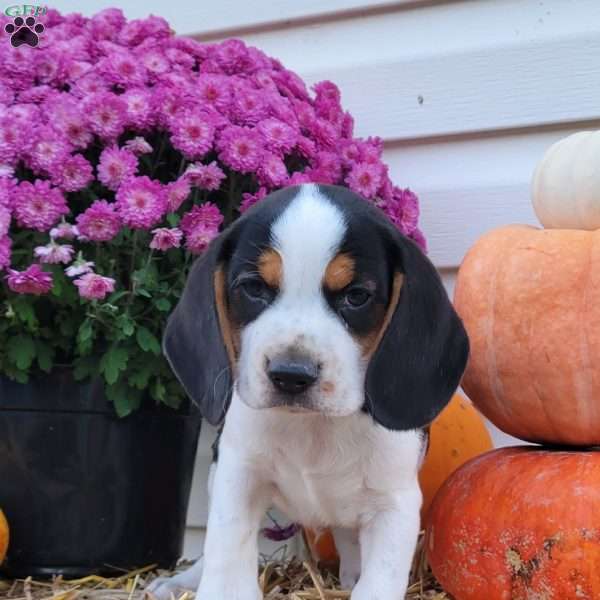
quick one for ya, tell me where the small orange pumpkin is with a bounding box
[305,393,492,563]
[0,509,9,565]
[455,225,600,445]
[418,393,492,521]
[427,447,600,600]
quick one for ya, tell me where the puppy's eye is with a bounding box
[240,278,272,302]
[344,287,372,307]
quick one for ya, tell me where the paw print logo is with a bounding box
[4,16,44,48]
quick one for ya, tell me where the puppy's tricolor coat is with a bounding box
[149,184,468,600]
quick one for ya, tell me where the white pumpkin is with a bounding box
[532,130,600,230]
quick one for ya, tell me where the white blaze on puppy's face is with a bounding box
[236,186,366,416]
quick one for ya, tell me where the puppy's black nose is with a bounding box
[267,356,318,395]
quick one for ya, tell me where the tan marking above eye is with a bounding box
[324,253,355,291]
[359,272,404,357]
[257,248,282,288]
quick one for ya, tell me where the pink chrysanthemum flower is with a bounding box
[383,188,420,237]
[124,136,153,156]
[34,243,75,264]
[0,204,10,237]
[26,126,71,173]
[50,222,78,240]
[6,264,53,295]
[73,272,116,300]
[311,118,338,150]
[287,172,313,186]
[84,92,127,141]
[13,180,69,232]
[165,178,191,212]
[0,165,14,178]
[180,203,224,236]
[257,153,289,188]
[214,39,250,74]
[76,200,121,242]
[240,187,268,213]
[97,146,138,191]
[55,111,93,150]
[217,126,263,173]
[141,51,170,75]
[170,112,215,159]
[0,178,17,208]
[52,154,94,192]
[122,88,155,131]
[184,161,226,191]
[346,161,384,199]
[100,52,147,87]
[150,227,183,250]
[72,73,109,98]
[257,118,298,156]
[232,88,269,126]
[115,176,167,229]
[197,74,232,112]
[65,259,95,278]
[185,223,219,254]
[409,227,427,252]
[295,136,317,160]
[313,151,342,184]
[0,236,11,270]
[0,118,20,166]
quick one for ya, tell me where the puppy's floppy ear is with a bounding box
[365,228,469,430]
[162,232,236,426]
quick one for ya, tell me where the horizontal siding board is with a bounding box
[384,127,591,267]
[233,0,600,140]
[186,0,431,37]
[275,35,600,141]
[52,0,431,35]
[236,0,600,76]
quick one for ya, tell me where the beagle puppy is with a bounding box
[148,184,468,600]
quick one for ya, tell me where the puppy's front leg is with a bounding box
[351,484,421,600]
[197,451,271,600]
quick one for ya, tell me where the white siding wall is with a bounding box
[54,0,600,558]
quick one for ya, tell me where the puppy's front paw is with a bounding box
[350,579,407,600]
[146,560,204,600]
[197,579,262,600]
[146,576,191,600]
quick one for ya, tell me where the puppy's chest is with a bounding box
[262,420,414,529]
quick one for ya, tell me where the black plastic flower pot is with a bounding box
[0,372,202,578]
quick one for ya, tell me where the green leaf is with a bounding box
[136,288,152,298]
[166,213,180,226]
[117,314,136,337]
[6,335,36,370]
[35,341,54,373]
[78,319,93,342]
[136,326,161,355]
[107,290,129,304]
[128,363,153,390]
[77,319,94,355]
[51,272,63,297]
[154,298,171,312]
[100,347,129,385]
[150,378,166,403]
[106,382,142,418]
[13,299,37,329]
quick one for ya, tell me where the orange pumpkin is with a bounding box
[455,225,600,446]
[305,393,492,563]
[0,509,8,565]
[427,447,600,600]
[419,393,492,521]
